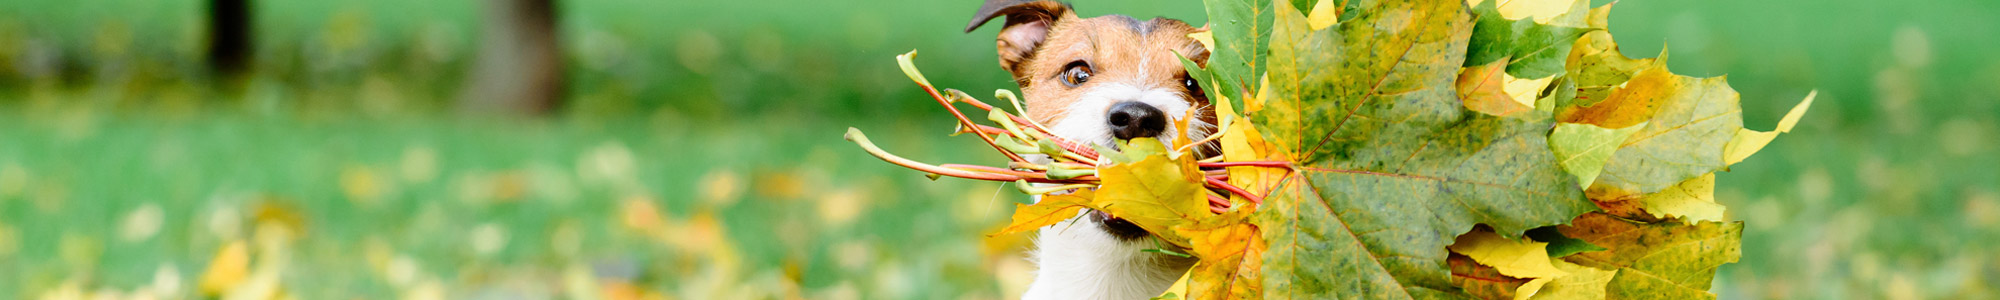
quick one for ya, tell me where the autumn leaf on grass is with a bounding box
[1249,0,1595,298]
[1557,213,1743,300]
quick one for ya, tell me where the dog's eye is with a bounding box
[1060,63,1092,87]
[1182,77,1201,93]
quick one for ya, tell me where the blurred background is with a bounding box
[0,0,1993,299]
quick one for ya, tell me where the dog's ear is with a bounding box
[966,0,1072,77]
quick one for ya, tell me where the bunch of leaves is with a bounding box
[1153,0,1812,299]
[851,0,1812,298]
[845,52,1288,249]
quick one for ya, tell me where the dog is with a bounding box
[966,1,1217,298]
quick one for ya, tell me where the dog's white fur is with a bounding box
[1021,81,1212,300]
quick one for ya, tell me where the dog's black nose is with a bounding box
[1107,102,1167,140]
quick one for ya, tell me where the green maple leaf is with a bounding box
[1557,213,1743,300]
[1197,0,1280,105]
[1463,0,1592,79]
[1245,0,1595,298]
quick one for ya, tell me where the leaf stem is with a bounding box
[898,51,1028,163]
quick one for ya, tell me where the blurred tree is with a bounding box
[207,0,252,78]
[460,0,565,115]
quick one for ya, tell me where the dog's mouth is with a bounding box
[1089,209,1152,241]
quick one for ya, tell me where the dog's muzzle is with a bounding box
[1107,101,1168,141]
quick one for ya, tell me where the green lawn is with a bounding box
[0,0,1997,299]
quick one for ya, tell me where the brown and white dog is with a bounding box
[966,1,1216,298]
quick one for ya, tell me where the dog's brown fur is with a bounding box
[969,0,1211,126]
[968,1,1217,299]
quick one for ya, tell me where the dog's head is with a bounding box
[966,0,1215,152]
[969,0,1215,241]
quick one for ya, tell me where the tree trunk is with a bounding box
[459,0,564,116]
[207,0,252,78]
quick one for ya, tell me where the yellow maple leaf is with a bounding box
[1558,58,1677,128]
[198,241,251,296]
[993,190,1092,236]
[1306,0,1341,30]
[1468,0,1586,25]
[1722,91,1816,166]
[1449,230,1570,300]
[1458,59,1553,117]
[1173,208,1263,300]
[1636,174,1725,224]
[1092,138,1215,248]
[1528,259,1617,300]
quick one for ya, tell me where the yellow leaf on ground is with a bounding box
[1450,230,1570,300]
[198,241,250,295]
[1529,259,1617,300]
[1637,174,1725,224]
[1722,91,1815,165]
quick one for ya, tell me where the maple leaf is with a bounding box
[1556,213,1742,300]
[1548,122,1646,188]
[1448,229,1568,299]
[1632,174,1724,224]
[992,190,1092,236]
[1176,207,1267,300]
[1202,0,1277,102]
[1530,259,1617,300]
[862,0,1806,298]
[1093,138,1219,248]
[1464,0,1591,80]
[1245,0,1595,297]
[1447,253,1531,300]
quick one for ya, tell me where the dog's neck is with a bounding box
[1022,197,1198,300]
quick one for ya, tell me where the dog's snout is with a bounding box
[1107,102,1167,140]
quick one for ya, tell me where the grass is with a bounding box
[0,0,1996,298]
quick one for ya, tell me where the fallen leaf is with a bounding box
[198,241,250,296]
